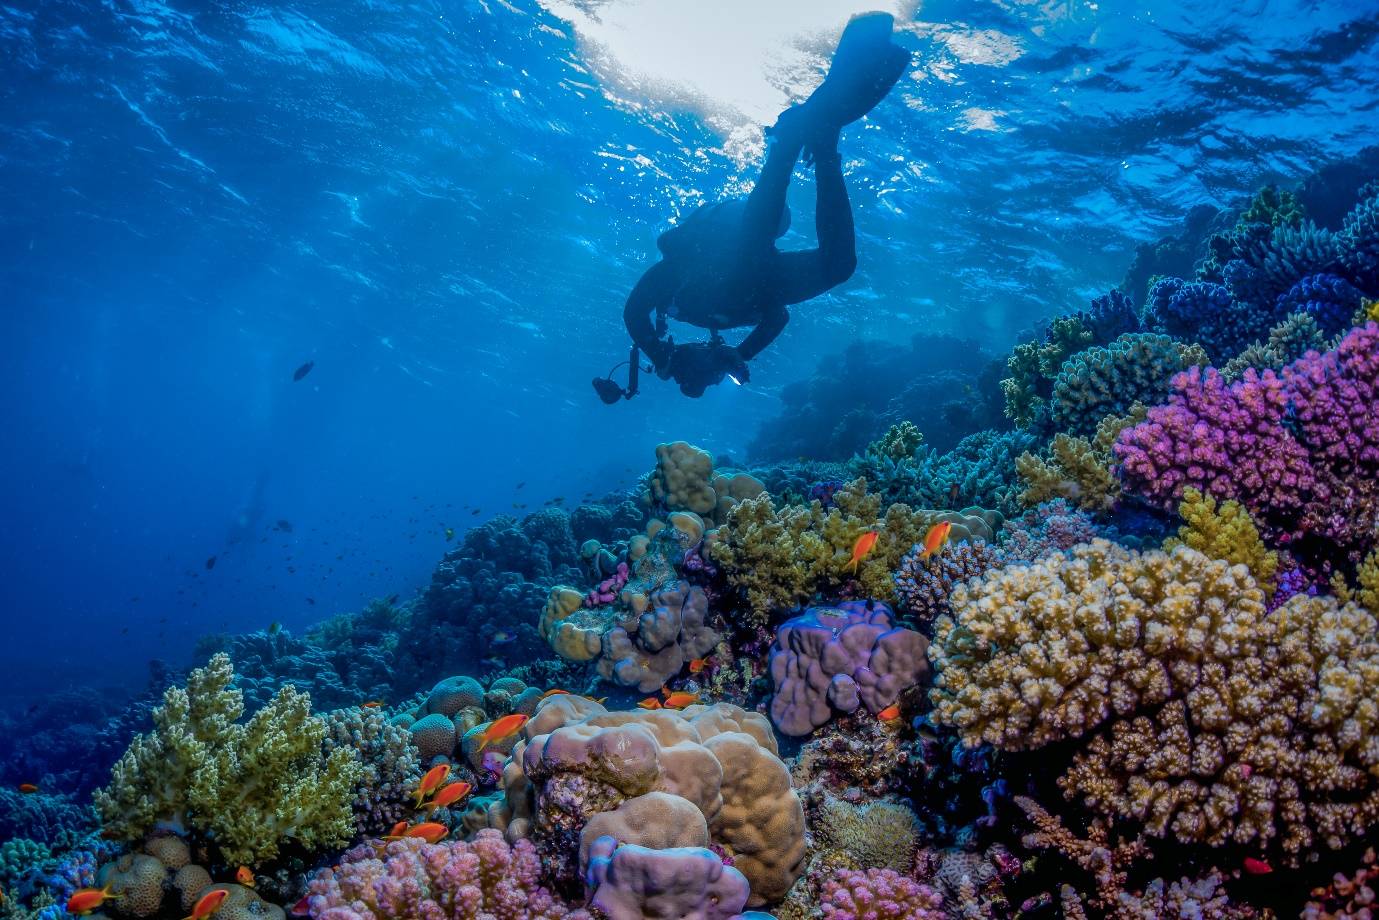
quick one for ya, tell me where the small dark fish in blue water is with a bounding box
[274,519,293,532]
[205,555,217,570]
[516,481,525,489]
[387,594,400,604]
[471,509,480,515]
[444,527,455,541]
[268,622,281,634]
[293,361,314,381]
[306,597,315,605]
[492,630,516,645]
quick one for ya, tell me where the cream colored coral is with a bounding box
[814,794,921,873]
[482,696,804,907]
[930,540,1266,750]
[537,587,604,662]
[1016,433,1119,512]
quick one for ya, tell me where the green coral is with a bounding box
[94,653,364,866]
[1015,406,1144,514]
[1001,316,1095,428]
[1165,488,1277,597]
[814,794,920,874]
[1239,184,1304,229]
[1221,311,1326,382]
[1049,333,1207,437]
[708,479,996,622]
[867,421,923,462]
[0,839,50,889]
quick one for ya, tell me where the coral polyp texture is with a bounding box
[1116,322,1379,569]
[93,653,362,866]
[930,539,1379,857]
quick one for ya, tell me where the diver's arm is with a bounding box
[736,302,789,361]
[623,260,680,367]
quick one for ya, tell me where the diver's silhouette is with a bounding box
[594,12,910,402]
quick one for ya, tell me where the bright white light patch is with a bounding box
[537,0,919,134]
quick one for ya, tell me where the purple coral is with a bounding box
[304,831,589,920]
[820,868,945,920]
[893,540,1004,629]
[585,562,629,607]
[584,836,755,920]
[768,602,929,737]
[1116,323,1379,566]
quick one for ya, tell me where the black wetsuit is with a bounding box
[622,126,857,379]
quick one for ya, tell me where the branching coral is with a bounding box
[304,832,588,920]
[1116,323,1379,568]
[321,706,421,837]
[1276,272,1365,336]
[1220,310,1326,381]
[853,429,1034,515]
[708,479,999,621]
[931,541,1379,857]
[1165,488,1278,596]
[867,421,923,461]
[1001,315,1095,428]
[1014,405,1143,515]
[819,868,945,920]
[1049,333,1206,437]
[94,653,363,866]
[894,539,1004,630]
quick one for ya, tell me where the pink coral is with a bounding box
[820,868,945,920]
[1116,323,1379,566]
[304,830,589,920]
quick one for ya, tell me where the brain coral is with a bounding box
[1049,333,1207,437]
[94,653,362,866]
[476,695,805,907]
[930,540,1379,857]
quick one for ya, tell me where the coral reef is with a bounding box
[851,428,1035,515]
[303,831,587,919]
[473,695,805,906]
[893,538,1004,630]
[767,601,928,736]
[1048,333,1207,437]
[819,868,944,920]
[94,653,362,866]
[1116,322,1379,570]
[585,836,761,920]
[321,706,422,837]
[1165,487,1278,596]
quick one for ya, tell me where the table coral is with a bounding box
[768,602,928,736]
[303,831,588,920]
[94,653,362,866]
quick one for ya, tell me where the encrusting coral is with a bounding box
[930,540,1379,857]
[94,653,363,866]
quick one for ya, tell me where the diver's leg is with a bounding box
[769,132,857,304]
[740,128,805,250]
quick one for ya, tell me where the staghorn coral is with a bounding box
[473,695,804,906]
[303,831,588,920]
[1165,487,1278,596]
[1049,333,1207,437]
[708,478,1000,621]
[94,653,362,866]
[893,538,1004,630]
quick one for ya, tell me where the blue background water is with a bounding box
[2,0,1377,702]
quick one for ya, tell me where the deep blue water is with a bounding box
[2,0,1378,702]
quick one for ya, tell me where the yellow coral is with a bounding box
[1165,488,1277,596]
[1015,406,1144,513]
[94,654,362,866]
[644,441,763,526]
[708,479,999,621]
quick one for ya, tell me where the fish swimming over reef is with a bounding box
[474,713,528,750]
[66,886,119,915]
[183,888,229,920]
[413,763,450,806]
[917,521,952,561]
[844,531,879,573]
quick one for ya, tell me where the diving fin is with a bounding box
[804,12,910,129]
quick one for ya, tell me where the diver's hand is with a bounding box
[643,337,675,379]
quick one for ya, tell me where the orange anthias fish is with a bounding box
[662,692,699,709]
[918,521,953,561]
[18,783,37,794]
[182,888,230,920]
[387,821,409,838]
[403,822,449,844]
[67,885,119,915]
[413,763,451,806]
[688,658,707,674]
[845,531,880,573]
[1242,857,1273,875]
[474,714,529,751]
[637,697,662,710]
[877,703,902,722]
[422,781,473,811]
[539,688,569,699]
[235,866,255,888]
[361,701,385,709]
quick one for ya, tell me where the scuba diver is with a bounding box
[594,12,910,402]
